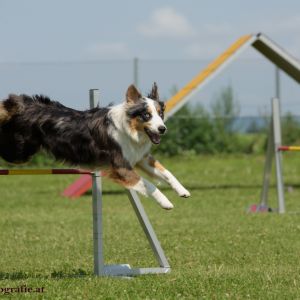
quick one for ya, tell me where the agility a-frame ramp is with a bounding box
[63,32,300,198]
[165,32,300,119]
[163,32,300,214]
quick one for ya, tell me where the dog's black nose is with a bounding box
[158,126,167,134]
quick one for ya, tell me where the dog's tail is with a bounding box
[0,94,25,123]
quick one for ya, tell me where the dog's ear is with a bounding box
[148,82,159,101]
[126,84,142,104]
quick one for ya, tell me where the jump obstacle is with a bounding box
[252,97,300,214]
[164,33,300,120]
[0,90,171,277]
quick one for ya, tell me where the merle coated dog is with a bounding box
[0,84,190,209]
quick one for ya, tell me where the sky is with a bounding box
[0,0,300,115]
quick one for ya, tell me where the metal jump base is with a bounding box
[0,168,170,276]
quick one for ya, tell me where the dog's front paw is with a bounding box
[177,187,191,198]
[155,192,174,210]
[159,194,174,210]
[151,188,174,210]
[162,202,174,210]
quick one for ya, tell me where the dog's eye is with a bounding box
[142,112,151,121]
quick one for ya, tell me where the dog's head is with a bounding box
[125,83,166,145]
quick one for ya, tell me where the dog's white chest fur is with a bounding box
[114,132,151,166]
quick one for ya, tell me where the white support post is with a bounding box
[89,89,100,109]
[259,98,285,213]
[260,122,274,207]
[90,89,104,275]
[133,57,139,88]
[127,190,171,271]
[272,97,285,213]
[92,172,104,275]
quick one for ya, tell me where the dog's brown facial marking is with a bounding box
[127,100,152,132]
[129,112,151,134]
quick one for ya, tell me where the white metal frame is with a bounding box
[92,174,171,276]
[260,97,285,213]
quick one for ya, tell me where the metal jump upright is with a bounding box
[259,96,300,214]
[0,169,170,276]
[91,173,171,276]
[260,97,285,213]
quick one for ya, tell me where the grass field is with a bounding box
[1,154,300,299]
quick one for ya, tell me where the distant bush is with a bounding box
[154,104,243,156]
[282,112,300,146]
[155,86,300,156]
[155,85,250,155]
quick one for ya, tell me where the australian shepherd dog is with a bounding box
[0,83,190,209]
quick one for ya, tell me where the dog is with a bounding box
[0,83,190,209]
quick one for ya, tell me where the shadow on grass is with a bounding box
[182,182,300,191]
[183,183,269,191]
[94,183,300,196]
[0,269,93,281]
[78,182,300,199]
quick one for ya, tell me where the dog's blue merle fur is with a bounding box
[0,94,127,168]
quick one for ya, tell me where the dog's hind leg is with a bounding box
[137,154,191,198]
[108,166,174,210]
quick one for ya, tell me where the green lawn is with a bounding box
[1,154,300,299]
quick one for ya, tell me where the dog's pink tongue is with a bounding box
[152,134,161,144]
